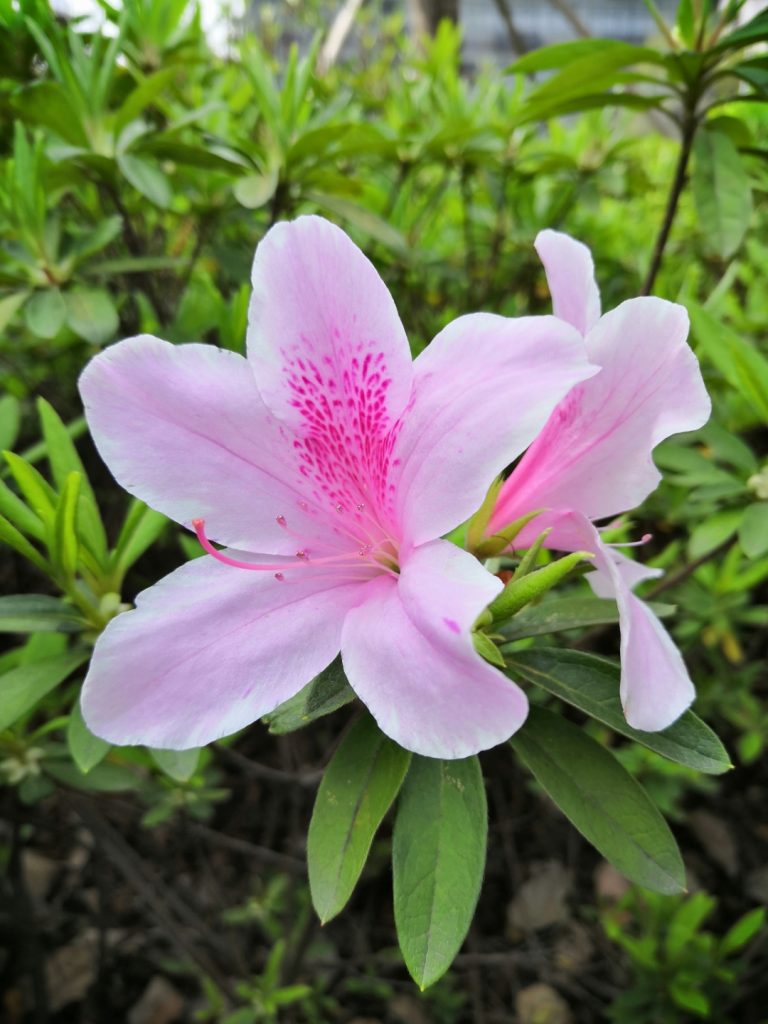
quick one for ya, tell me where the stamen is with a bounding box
[605,533,653,549]
[276,514,287,528]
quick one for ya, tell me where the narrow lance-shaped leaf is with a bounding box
[393,755,487,989]
[308,714,410,923]
[0,648,90,731]
[0,595,83,634]
[505,647,731,775]
[264,656,355,735]
[52,471,81,579]
[511,706,686,894]
[692,129,753,260]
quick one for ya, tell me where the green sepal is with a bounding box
[472,629,506,668]
[465,476,503,552]
[489,551,593,623]
[474,509,544,558]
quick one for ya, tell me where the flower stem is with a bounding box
[642,103,699,296]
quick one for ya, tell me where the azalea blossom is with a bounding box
[79,216,597,758]
[489,230,711,732]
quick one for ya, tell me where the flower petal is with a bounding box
[535,229,601,335]
[247,216,415,530]
[81,554,363,748]
[492,297,711,530]
[341,540,529,758]
[247,215,412,428]
[79,335,330,552]
[392,313,597,546]
[544,511,695,732]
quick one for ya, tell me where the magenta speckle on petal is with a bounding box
[443,617,461,634]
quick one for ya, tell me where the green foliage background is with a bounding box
[1,0,768,1019]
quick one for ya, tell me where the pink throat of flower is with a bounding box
[191,517,400,582]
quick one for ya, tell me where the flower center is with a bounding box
[192,502,399,583]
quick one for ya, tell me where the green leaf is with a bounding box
[307,192,407,252]
[690,304,768,423]
[113,67,178,134]
[472,630,506,668]
[308,714,411,923]
[505,648,731,775]
[12,81,88,147]
[44,759,137,792]
[150,747,200,782]
[0,396,21,451]
[67,699,110,772]
[0,515,49,574]
[110,499,168,578]
[37,398,108,565]
[64,286,118,345]
[0,594,82,634]
[509,39,664,75]
[715,8,768,52]
[0,648,89,730]
[688,507,742,558]
[720,907,766,955]
[511,707,686,894]
[0,292,30,335]
[117,153,172,208]
[393,755,487,988]
[498,595,673,641]
[739,503,768,558]
[233,168,279,209]
[52,471,81,578]
[676,0,696,47]
[264,657,355,734]
[24,289,66,339]
[692,130,753,259]
[666,892,715,957]
[0,479,44,540]
[489,551,592,622]
[3,451,56,525]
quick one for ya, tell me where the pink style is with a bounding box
[78,216,597,758]
[490,230,711,733]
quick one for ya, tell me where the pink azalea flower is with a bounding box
[489,230,711,732]
[79,216,597,758]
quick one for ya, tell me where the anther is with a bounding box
[356,503,365,512]
[335,503,345,513]
[276,514,287,528]
[295,550,308,560]
[274,572,285,581]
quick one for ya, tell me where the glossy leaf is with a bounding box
[690,304,768,423]
[393,755,487,988]
[264,657,354,734]
[739,503,768,558]
[498,595,673,641]
[65,286,119,345]
[511,707,686,894]
[505,648,730,774]
[24,289,66,339]
[308,714,410,923]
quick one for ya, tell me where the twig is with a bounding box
[642,106,698,295]
[69,794,238,1002]
[546,0,590,37]
[213,742,322,787]
[490,0,528,55]
[317,0,366,74]
[186,821,306,875]
[645,534,737,598]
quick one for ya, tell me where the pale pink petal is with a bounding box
[492,297,711,531]
[79,335,342,553]
[543,512,695,732]
[246,216,414,534]
[392,314,597,546]
[535,229,601,335]
[81,555,363,749]
[341,541,529,758]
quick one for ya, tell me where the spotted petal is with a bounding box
[81,554,363,748]
[392,313,597,546]
[492,297,711,531]
[341,541,529,758]
[78,335,346,553]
